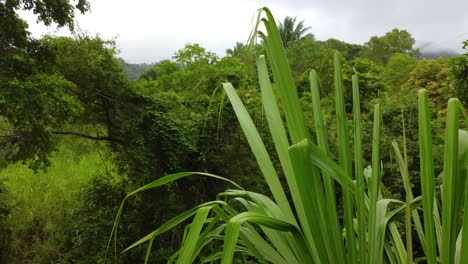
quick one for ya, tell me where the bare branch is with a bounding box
[51,130,125,145]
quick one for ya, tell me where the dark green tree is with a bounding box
[449,40,468,106]
[0,0,89,67]
[173,43,218,68]
[0,1,90,170]
[318,38,363,61]
[286,34,323,91]
[351,57,386,109]
[119,58,155,80]
[139,59,180,81]
[382,53,418,91]
[361,28,420,65]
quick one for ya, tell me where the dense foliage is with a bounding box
[111,8,467,263]
[0,2,467,263]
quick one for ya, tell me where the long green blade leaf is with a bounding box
[352,74,367,263]
[334,52,356,262]
[442,98,461,264]
[368,103,381,264]
[417,89,437,264]
[222,82,294,226]
[176,206,212,264]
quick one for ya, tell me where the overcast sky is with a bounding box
[20,0,468,63]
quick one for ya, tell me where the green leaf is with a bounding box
[222,82,294,226]
[368,103,382,264]
[417,89,437,264]
[221,212,308,264]
[106,171,241,260]
[442,98,462,264]
[352,74,367,263]
[310,69,345,262]
[176,206,212,264]
[333,53,356,262]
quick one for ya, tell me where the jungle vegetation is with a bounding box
[0,1,467,263]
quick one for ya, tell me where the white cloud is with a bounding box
[20,0,468,63]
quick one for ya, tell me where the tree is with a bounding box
[286,34,323,91]
[403,58,454,116]
[225,42,260,82]
[0,0,89,53]
[119,58,155,80]
[139,59,180,81]
[226,42,248,58]
[277,16,311,47]
[351,57,386,108]
[361,28,420,65]
[0,1,90,169]
[318,38,363,61]
[172,43,218,68]
[0,35,132,170]
[382,53,418,91]
[449,40,468,106]
[0,0,89,169]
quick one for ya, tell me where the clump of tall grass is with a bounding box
[0,141,110,263]
[110,7,467,263]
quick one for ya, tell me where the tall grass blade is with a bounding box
[222,83,294,223]
[217,89,226,133]
[257,10,347,263]
[310,69,346,262]
[400,108,413,264]
[258,7,309,143]
[352,74,367,263]
[107,173,240,264]
[259,11,351,263]
[375,199,399,264]
[221,212,308,264]
[289,138,345,263]
[392,141,414,263]
[389,223,408,263]
[106,172,241,261]
[239,226,286,263]
[392,141,428,255]
[441,98,462,264]
[122,201,226,254]
[176,206,212,264]
[333,52,356,262]
[222,190,302,263]
[187,217,224,263]
[417,89,437,264]
[256,55,301,227]
[212,206,272,263]
[368,103,381,264]
[457,131,468,264]
[380,198,423,263]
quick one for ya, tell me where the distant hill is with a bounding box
[419,49,459,59]
[118,58,155,80]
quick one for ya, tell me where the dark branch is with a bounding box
[51,130,125,145]
[0,135,16,138]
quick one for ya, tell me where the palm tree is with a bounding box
[226,42,247,58]
[277,16,311,47]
